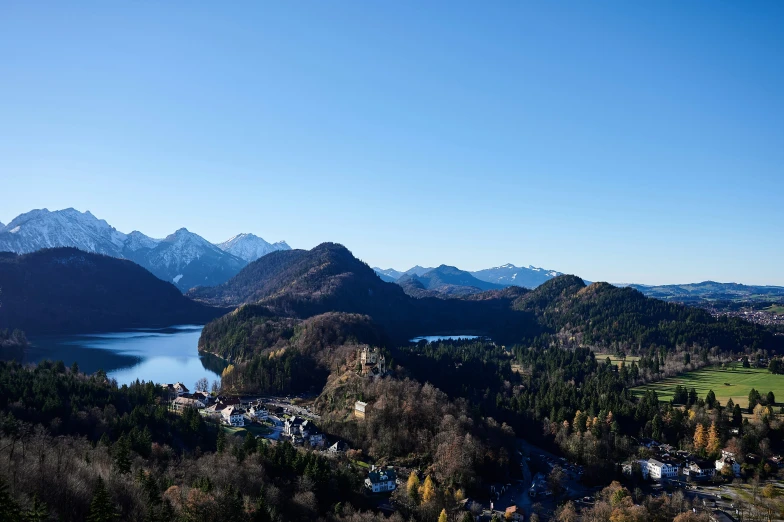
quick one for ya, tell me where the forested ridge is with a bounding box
[0,248,227,334]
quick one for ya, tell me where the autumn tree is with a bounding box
[693,423,707,451]
[420,476,436,504]
[438,508,448,522]
[406,472,420,503]
[706,421,721,456]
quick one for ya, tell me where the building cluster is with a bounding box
[283,416,325,447]
[624,439,778,483]
[706,307,784,328]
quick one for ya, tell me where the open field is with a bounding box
[632,363,784,408]
[594,353,641,367]
[763,304,784,315]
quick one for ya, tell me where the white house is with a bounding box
[647,459,679,480]
[173,396,205,411]
[365,467,397,493]
[247,405,268,420]
[222,406,246,427]
[683,461,715,480]
[329,441,349,454]
[715,456,741,477]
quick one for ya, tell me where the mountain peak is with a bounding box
[217,232,291,263]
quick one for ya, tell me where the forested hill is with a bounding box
[514,276,782,353]
[0,248,227,334]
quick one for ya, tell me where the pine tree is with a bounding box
[113,435,131,475]
[23,495,48,522]
[693,423,707,451]
[87,477,118,522]
[706,421,721,456]
[217,429,226,454]
[706,390,716,409]
[0,479,21,522]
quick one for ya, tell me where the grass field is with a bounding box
[632,363,784,408]
[595,353,641,367]
[763,304,784,315]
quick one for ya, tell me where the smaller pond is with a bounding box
[409,335,482,343]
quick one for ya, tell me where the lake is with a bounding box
[409,335,481,343]
[25,325,226,387]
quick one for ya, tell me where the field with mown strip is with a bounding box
[631,363,784,408]
[594,353,641,367]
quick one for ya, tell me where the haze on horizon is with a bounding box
[1,2,783,286]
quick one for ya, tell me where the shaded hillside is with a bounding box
[192,243,542,345]
[514,276,782,353]
[396,264,506,296]
[0,248,227,334]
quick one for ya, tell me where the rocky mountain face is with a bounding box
[0,208,289,291]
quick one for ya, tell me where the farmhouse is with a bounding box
[172,396,205,411]
[715,455,741,477]
[365,467,397,493]
[682,460,715,480]
[162,382,190,397]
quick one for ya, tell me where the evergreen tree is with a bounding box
[87,477,118,522]
[243,431,257,455]
[766,391,775,406]
[23,495,48,522]
[732,404,743,426]
[113,435,131,475]
[217,429,226,454]
[706,390,716,409]
[742,356,750,368]
[0,479,21,522]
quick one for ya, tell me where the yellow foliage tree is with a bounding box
[706,421,721,456]
[454,488,465,502]
[438,508,448,522]
[420,475,436,503]
[693,423,707,451]
[406,471,420,500]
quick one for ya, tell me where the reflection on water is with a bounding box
[25,325,226,387]
[409,335,481,343]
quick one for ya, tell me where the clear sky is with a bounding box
[1,2,783,285]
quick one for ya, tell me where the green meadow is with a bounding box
[632,363,784,408]
[595,353,641,367]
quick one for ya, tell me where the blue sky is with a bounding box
[1,2,783,285]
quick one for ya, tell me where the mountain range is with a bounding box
[0,208,290,291]
[625,281,784,303]
[373,262,565,293]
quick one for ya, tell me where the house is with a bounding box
[329,441,350,454]
[173,396,205,411]
[355,401,368,419]
[284,417,304,437]
[622,460,650,480]
[365,467,397,493]
[162,382,190,397]
[715,456,741,477]
[193,391,213,405]
[247,405,268,420]
[222,406,246,427]
[504,505,524,521]
[647,459,679,480]
[683,460,715,480]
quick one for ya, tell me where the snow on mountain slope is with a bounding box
[373,267,404,281]
[217,233,291,263]
[0,208,291,292]
[471,263,564,289]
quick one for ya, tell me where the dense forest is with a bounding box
[0,249,227,334]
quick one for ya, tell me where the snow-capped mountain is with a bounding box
[0,208,288,291]
[372,267,404,282]
[470,263,563,289]
[125,228,247,290]
[0,222,4,231]
[217,233,291,263]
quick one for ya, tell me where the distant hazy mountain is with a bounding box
[0,248,225,334]
[627,281,784,303]
[397,265,506,296]
[404,265,434,277]
[217,233,291,262]
[0,208,288,291]
[471,263,564,289]
[372,267,404,282]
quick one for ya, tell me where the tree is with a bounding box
[243,431,256,455]
[406,472,420,502]
[87,477,118,522]
[555,501,578,522]
[461,513,474,522]
[217,429,226,454]
[742,356,750,368]
[195,377,209,393]
[706,390,716,409]
[694,423,707,451]
[732,404,743,426]
[113,435,132,475]
[0,479,21,522]
[420,476,436,503]
[438,508,448,522]
[548,466,566,496]
[706,422,721,456]
[688,388,698,406]
[766,391,775,406]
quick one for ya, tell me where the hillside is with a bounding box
[0,248,227,334]
[514,276,782,353]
